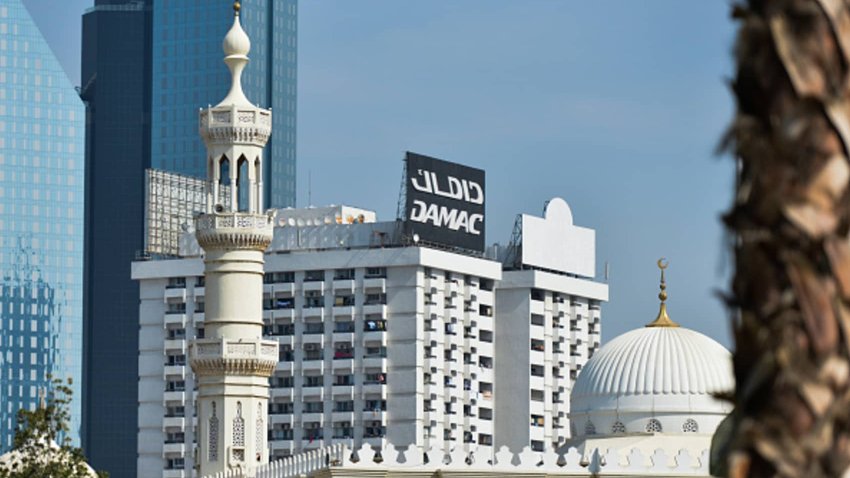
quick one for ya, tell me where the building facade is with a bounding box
[81,2,297,476]
[0,0,85,450]
[80,1,152,474]
[133,199,607,478]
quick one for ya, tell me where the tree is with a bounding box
[0,377,106,478]
[715,0,850,476]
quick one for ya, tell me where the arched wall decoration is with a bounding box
[234,401,245,447]
[612,421,626,434]
[683,418,699,433]
[209,401,219,462]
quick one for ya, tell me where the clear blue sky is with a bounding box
[22,0,737,346]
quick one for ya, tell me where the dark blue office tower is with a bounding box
[80,1,152,477]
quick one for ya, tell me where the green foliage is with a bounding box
[0,377,108,478]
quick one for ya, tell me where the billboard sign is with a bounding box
[404,152,485,252]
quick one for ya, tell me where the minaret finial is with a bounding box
[646,258,679,327]
[218,1,251,106]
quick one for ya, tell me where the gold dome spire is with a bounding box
[233,1,241,16]
[646,258,679,328]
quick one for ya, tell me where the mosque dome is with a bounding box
[569,260,733,439]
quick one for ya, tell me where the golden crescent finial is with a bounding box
[647,257,679,328]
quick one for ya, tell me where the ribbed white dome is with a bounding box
[569,326,733,437]
[573,327,732,399]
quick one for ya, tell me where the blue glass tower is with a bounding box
[151,0,297,208]
[0,0,85,450]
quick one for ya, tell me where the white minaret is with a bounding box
[190,2,278,476]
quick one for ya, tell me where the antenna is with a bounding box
[308,169,312,207]
[604,261,610,281]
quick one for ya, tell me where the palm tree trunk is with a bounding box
[719,0,850,476]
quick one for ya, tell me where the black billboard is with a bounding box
[404,152,485,252]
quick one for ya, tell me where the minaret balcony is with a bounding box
[200,106,271,148]
[189,337,279,378]
[195,211,274,251]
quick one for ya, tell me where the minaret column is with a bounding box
[189,3,275,477]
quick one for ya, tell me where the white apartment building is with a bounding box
[134,199,607,478]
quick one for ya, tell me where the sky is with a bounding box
[21,0,738,346]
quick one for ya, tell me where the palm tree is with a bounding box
[715,0,850,476]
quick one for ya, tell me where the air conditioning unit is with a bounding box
[304,344,317,351]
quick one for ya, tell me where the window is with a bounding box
[364,400,386,412]
[333,344,353,359]
[304,376,323,388]
[304,270,324,282]
[167,277,186,289]
[333,268,355,280]
[531,415,545,427]
[334,400,354,412]
[683,419,699,433]
[365,293,386,305]
[334,320,355,333]
[304,292,323,308]
[303,401,323,413]
[334,294,355,306]
[364,318,386,332]
[264,272,294,284]
[584,420,596,435]
[646,419,663,433]
[365,267,386,278]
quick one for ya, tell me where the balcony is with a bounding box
[302,387,324,399]
[270,388,294,400]
[362,383,387,396]
[302,333,325,346]
[163,365,185,380]
[332,279,355,292]
[162,391,185,405]
[302,360,324,373]
[302,281,324,293]
[163,313,187,327]
[363,356,387,369]
[162,417,185,430]
[362,304,386,316]
[363,278,386,292]
[269,414,294,427]
[162,443,186,456]
[162,470,187,478]
[302,307,324,319]
[164,339,186,354]
[332,306,355,317]
[164,287,186,300]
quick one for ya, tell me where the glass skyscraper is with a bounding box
[0,0,85,451]
[81,2,296,477]
[151,0,297,208]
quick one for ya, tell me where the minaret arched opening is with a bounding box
[254,157,262,212]
[237,155,250,212]
[218,155,232,212]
